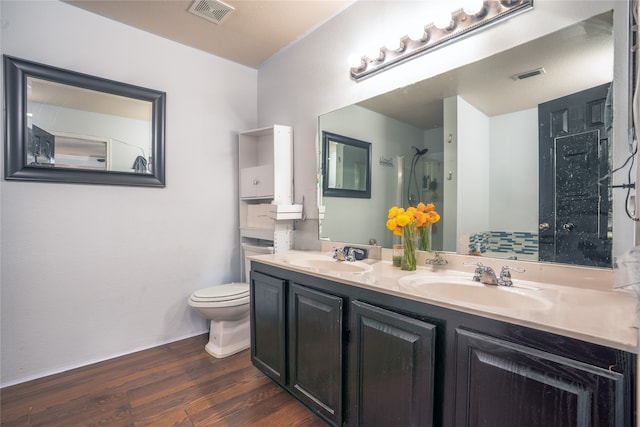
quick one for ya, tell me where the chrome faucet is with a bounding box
[479,265,500,285]
[426,251,448,266]
[346,247,365,262]
[498,265,525,287]
[464,262,525,287]
[333,247,365,262]
[467,262,484,282]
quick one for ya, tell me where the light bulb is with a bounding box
[385,37,404,52]
[462,0,484,15]
[407,25,427,41]
[348,53,364,69]
[433,8,453,29]
[366,46,383,61]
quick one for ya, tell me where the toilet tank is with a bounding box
[241,242,274,282]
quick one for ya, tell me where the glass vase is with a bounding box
[419,224,432,252]
[401,224,417,271]
[392,244,404,267]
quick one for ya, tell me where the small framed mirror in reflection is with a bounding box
[4,55,166,187]
[322,131,371,198]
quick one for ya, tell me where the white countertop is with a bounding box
[251,250,640,353]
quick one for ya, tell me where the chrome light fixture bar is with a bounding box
[349,0,534,81]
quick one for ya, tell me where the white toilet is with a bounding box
[188,243,273,358]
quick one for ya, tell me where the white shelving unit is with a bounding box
[238,125,302,255]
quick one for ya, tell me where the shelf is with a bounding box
[269,204,303,220]
[239,124,295,252]
[240,227,276,241]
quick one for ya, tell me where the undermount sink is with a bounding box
[398,274,550,311]
[282,254,373,274]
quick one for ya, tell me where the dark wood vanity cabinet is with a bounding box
[454,329,630,427]
[350,301,437,427]
[289,283,345,426]
[250,263,636,427]
[250,271,287,384]
[250,270,346,426]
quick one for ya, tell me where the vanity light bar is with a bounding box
[349,0,534,81]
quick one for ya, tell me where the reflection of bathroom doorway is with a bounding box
[28,126,110,170]
[29,125,55,166]
[538,83,611,267]
[54,134,108,170]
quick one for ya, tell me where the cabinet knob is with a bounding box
[253,179,259,185]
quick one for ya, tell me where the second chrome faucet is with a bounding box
[426,251,448,266]
[333,247,367,262]
[465,262,525,287]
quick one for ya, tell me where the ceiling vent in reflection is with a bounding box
[188,0,235,25]
[511,67,546,81]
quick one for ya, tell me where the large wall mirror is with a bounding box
[4,55,166,187]
[319,11,622,268]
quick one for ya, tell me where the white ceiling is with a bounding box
[65,0,355,68]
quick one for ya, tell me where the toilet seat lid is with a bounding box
[192,283,249,302]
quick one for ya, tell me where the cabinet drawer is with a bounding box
[240,165,274,199]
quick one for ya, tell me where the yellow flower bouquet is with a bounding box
[386,202,440,270]
[417,202,441,252]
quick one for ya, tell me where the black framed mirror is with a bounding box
[322,131,371,198]
[4,55,166,187]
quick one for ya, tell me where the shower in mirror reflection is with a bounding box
[407,146,428,205]
[399,148,444,251]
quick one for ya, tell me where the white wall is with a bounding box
[443,97,459,252]
[0,1,257,386]
[422,128,445,250]
[457,103,539,236]
[457,97,491,238]
[258,0,632,257]
[490,108,539,231]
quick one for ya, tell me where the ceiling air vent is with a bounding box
[511,67,546,81]
[188,0,235,25]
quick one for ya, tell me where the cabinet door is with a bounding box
[454,329,627,427]
[240,165,274,199]
[289,283,344,426]
[350,301,437,427]
[250,271,286,384]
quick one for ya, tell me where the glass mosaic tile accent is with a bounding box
[468,231,538,256]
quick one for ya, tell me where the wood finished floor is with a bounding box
[1,334,327,426]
